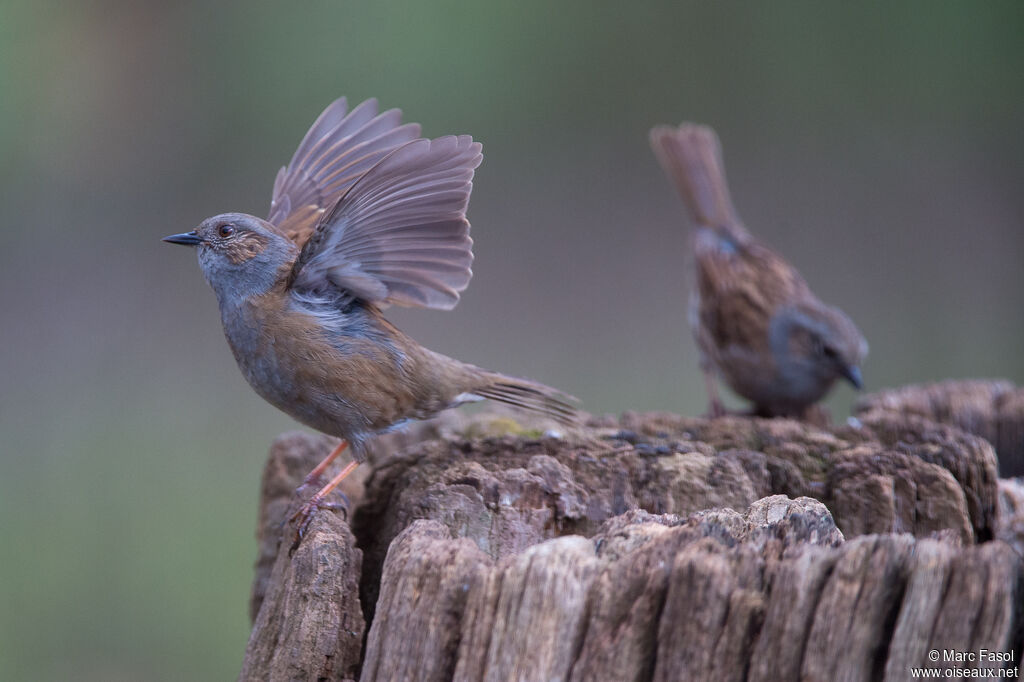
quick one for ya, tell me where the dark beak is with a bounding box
[162,231,202,246]
[840,364,864,390]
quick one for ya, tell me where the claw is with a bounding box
[287,461,359,554]
[321,499,349,520]
[287,495,351,554]
[288,501,315,554]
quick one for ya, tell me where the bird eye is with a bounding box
[822,345,838,360]
[218,223,235,238]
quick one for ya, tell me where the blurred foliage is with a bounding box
[0,1,1021,679]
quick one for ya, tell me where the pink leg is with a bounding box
[290,460,360,552]
[704,369,725,418]
[303,440,349,485]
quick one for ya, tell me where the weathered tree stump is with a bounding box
[239,383,1024,681]
[856,378,1024,476]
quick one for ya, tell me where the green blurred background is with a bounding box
[1,1,1021,679]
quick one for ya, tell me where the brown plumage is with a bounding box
[650,123,867,418]
[164,98,579,543]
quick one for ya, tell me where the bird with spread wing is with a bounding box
[164,98,579,544]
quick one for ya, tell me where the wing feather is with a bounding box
[267,98,421,244]
[290,135,482,310]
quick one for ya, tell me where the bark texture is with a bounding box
[856,378,1024,476]
[239,388,1024,682]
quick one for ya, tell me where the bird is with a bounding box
[163,97,579,543]
[649,122,867,419]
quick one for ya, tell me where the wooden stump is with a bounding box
[856,378,1024,476]
[238,389,1024,681]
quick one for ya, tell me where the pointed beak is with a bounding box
[162,231,202,246]
[840,364,864,390]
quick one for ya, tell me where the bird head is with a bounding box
[163,212,297,306]
[770,301,869,403]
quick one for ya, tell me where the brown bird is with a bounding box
[650,123,867,419]
[163,98,578,542]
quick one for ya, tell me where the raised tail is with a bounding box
[468,373,581,429]
[649,123,750,241]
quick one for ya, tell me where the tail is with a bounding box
[468,373,581,429]
[649,123,750,241]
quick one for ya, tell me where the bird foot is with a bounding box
[705,399,727,419]
[287,494,349,555]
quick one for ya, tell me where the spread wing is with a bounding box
[289,135,482,310]
[267,97,421,244]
